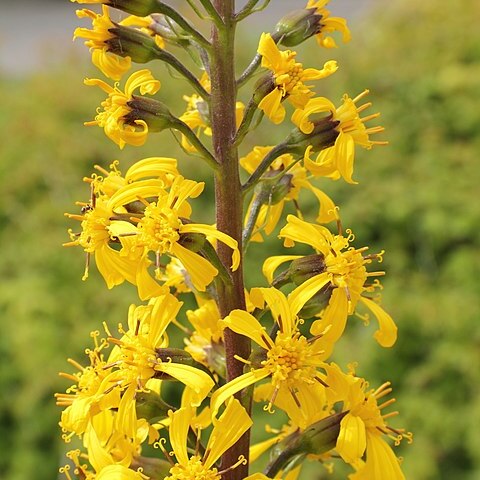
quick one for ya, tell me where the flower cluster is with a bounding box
[58,1,410,479]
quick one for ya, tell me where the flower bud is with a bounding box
[106,0,159,17]
[131,456,171,479]
[150,14,191,48]
[274,8,323,47]
[265,412,347,477]
[253,73,276,106]
[135,390,172,421]
[286,116,340,156]
[272,254,326,288]
[106,24,161,64]
[125,95,176,132]
[254,170,294,206]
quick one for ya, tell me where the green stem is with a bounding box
[242,142,295,195]
[157,2,211,48]
[233,97,258,145]
[210,1,251,479]
[235,0,272,22]
[155,48,210,99]
[201,241,234,289]
[242,190,268,251]
[198,0,224,26]
[170,119,218,170]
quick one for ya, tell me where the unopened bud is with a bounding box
[131,456,171,478]
[150,14,191,48]
[253,74,276,106]
[106,24,161,63]
[254,170,294,206]
[265,412,347,477]
[125,95,176,132]
[286,116,340,156]
[135,390,172,421]
[272,254,326,288]
[274,8,323,47]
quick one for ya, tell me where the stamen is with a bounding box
[218,455,247,475]
[352,89,370,104]
[66,358,85,371]
[155,438,176,466]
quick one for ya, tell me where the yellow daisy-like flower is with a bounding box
[324,363,411,479]
[74,6,132,80]
[292,90,387,183]
[84,69,161,149]
[108,175,240,292]
[257,32,338,124]
[163,398,252,480]
[307,0,351,48]
[55,331,120,441]
[210,287,329,422]
[264,215,397,353]
[106,294,215,407]
[241,145,337,242]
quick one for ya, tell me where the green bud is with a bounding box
[178,231,207,253]
[298,283,334,319]
[254,170,294,206]
[106,24,161,64]
[265,412,347,478]
[272,254,326,288]
[285,117,339,156]
[125,95,176,132]
[131,456,171,479]
[275,8,323,47]
[253,73,276,106]
[150,14,191,48]
[135,389,172,422]
[155,348,196,368]
[106,0,159,17]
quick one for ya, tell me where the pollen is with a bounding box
[137,202,181,254]
[263,332,317,388]
[166,456,221,480]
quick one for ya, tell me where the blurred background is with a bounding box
[1,0,479,479]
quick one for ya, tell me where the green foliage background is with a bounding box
[1,0,479,478]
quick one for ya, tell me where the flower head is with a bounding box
[306,0,351,48]
[292,90,387,183]
[257,33,337,124]
[163,398,251,480]
[84,69,166,149]
[264,215,397,353]
[211,287,329,423]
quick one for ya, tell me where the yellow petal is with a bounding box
[181,223,240,271]
[155,362,214,406]
[336,412,367,465]
[210,369,270,418]
[288,272,330,317]
[169,405,194,466]
[360,297,397,347]
[250,287,295,334]
[258,89,285,124]
[203,398,253,469]
[222,310,274,350]
[125,157,178,182]
[363,432,406,480]
[262,255,303,284]
[172,243,218,292]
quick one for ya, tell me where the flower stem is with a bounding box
[210,1,251,479]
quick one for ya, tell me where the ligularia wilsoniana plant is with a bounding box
[57,1,412,479]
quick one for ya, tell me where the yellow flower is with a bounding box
[163,398,252,480]
[74,6,132,80]
[306,0,351,48]
[241,145,337,242]
[84,69,161,149]
[324,364,411,479]
[55,331,120,441]
[257,32,337,124]
[210,287,329,421]
[264,215,397,353]
[106,294,215,407]
[108,175,240,292]
[292,90,387,183]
